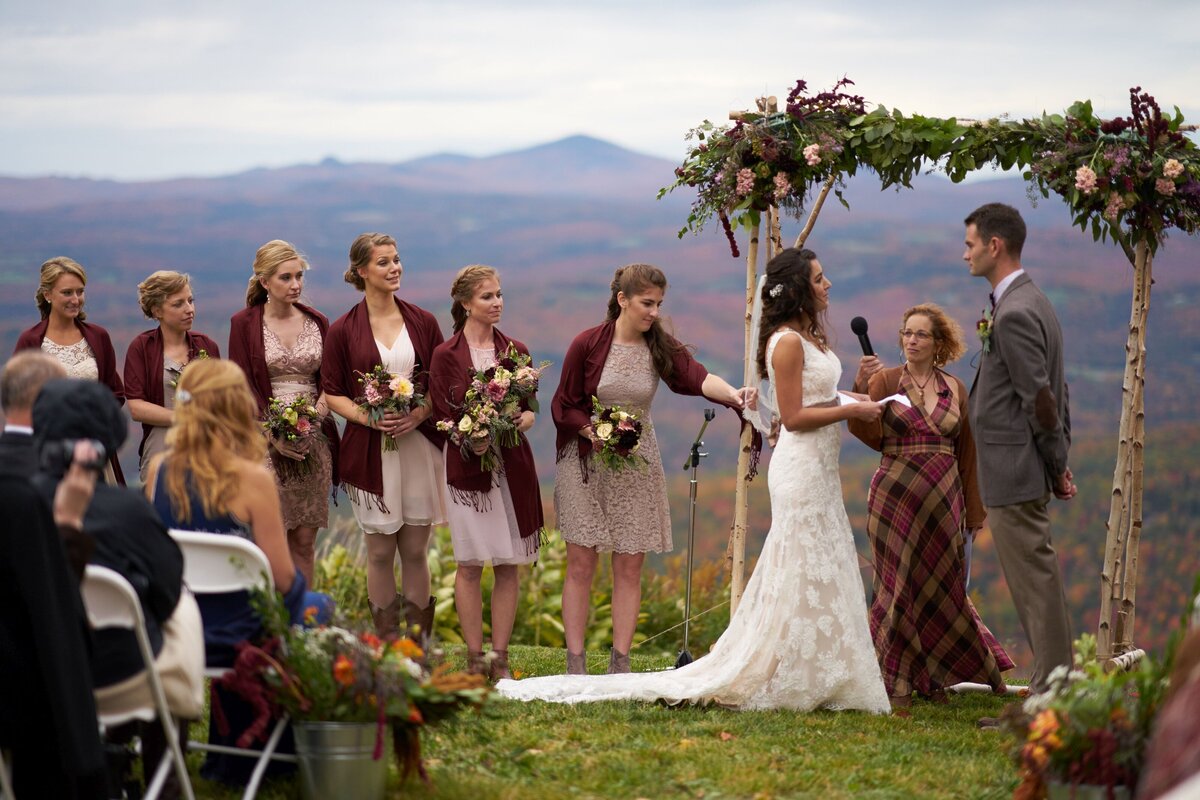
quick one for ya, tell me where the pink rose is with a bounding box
[295,417,312,435]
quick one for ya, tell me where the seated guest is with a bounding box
[33,379,204,799]
[848,303,1012,708]
[0,436,107,799]
[1,350,66,463]
[144,358,331,785]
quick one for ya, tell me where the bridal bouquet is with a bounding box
[216,588,489,781]
[262,395,324,479]
[590,397,647,472]
[436,344,550,472]
[354,364,422,452]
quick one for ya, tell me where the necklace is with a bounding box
[905,365,935,404]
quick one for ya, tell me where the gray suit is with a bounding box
[969,272,1073,690]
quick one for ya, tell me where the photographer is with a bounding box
[0,427,107,798]
[33,378,204,799]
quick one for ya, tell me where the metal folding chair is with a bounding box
[81,565,195,800]
[168,529,294,800]
[0,748,13,800]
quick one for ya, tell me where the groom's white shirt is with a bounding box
[991,268,1025,304]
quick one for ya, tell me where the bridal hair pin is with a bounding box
[769,283,784,299]
[176,389,192,404]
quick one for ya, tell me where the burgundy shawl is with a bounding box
[15,318,126,484]
[123,327,221,458]
[321,296,444,506]
[429,328,545,542]
[551,320,758,477]
[228,301,340,489]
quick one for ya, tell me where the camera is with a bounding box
[39,438,108,475]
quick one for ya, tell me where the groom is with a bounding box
[963,203,1076,696]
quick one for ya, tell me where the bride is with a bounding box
[497,248,890,712]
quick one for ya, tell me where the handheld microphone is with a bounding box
[850,317,874,357]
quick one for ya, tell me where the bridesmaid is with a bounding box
[124,270,221,484]
[552,264,755,674]
[228,240,338,586]
[14,255,126,484]
[321,233,446,640]
[429,265,544,681]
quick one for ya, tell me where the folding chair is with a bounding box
[81,565,195,800]
[168,530,295,800]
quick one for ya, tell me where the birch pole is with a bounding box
[1098,240,1152,665]
[728,217,760,614]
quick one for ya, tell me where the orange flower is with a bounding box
[1022,743,1049,771]
[392,637,424,660]
[303,605,319,626]
[1029,709,1060,742]
[408,704,424,724]
[333,654,355,687]
[361,632,382,650]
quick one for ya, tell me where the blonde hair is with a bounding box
[36,256,88,320]
[900,303,967,367]
[449,264,499,334]
[164,359,267,522]
[344,233,397,291]
[137,270,191,319]
[247,240,309,307]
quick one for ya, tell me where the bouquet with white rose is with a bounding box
[354,364,423,452]
[590,397,647,472]
[262,395,325,479]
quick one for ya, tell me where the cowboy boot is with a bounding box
[403,595,437,648]
[566,650,587,675]
[465,649,488,676]
[488,649,512,682]
[369,593,404,639]
[607,648,631,674]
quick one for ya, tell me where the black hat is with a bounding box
[33,378,127,458]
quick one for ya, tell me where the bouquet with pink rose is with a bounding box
[354,364,423,452]
[262,395,325,479]
[436,343,550,471]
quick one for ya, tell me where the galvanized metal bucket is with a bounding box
[293,721,388,800]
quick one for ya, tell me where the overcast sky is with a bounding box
[2,0,1198,180]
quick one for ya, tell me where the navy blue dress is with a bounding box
[152,464,333,786]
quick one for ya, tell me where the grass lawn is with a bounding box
[186,645,1019,799]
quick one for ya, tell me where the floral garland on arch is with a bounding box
[660,77,1200,257]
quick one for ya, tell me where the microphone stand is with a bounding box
[676,408,715,669]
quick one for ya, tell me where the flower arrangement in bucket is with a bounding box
[215,588,490,789]
[1004,635,1168,800]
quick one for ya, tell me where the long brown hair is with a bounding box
[606,263,685,380]
[164,359,267,522]
[755,248,826,380]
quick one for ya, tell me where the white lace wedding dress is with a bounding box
[496,330,889,712]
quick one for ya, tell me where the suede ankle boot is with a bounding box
[402,595,436,648]
[369,594,404,639]
[488,649,512,682]
[466,649,488,675]
[607,648,631,674]
[566,650,587,675]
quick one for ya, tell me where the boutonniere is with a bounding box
[977,309,993,354]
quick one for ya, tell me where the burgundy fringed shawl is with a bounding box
[123,327,221,458]
[228,301,340,490]
[320,297,444,508]
[429,328,544,542]
[551,321,759,478]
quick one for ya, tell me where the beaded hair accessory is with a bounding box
[769,283,784,298]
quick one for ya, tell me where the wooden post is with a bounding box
[1098,240,1151,663]
[728,218,761,614]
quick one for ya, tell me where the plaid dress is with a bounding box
[866,371,1014,697]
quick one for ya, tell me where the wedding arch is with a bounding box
[661,77,1200,669]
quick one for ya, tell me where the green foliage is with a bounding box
[313,524,734,657]
[664,77,1200,259]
